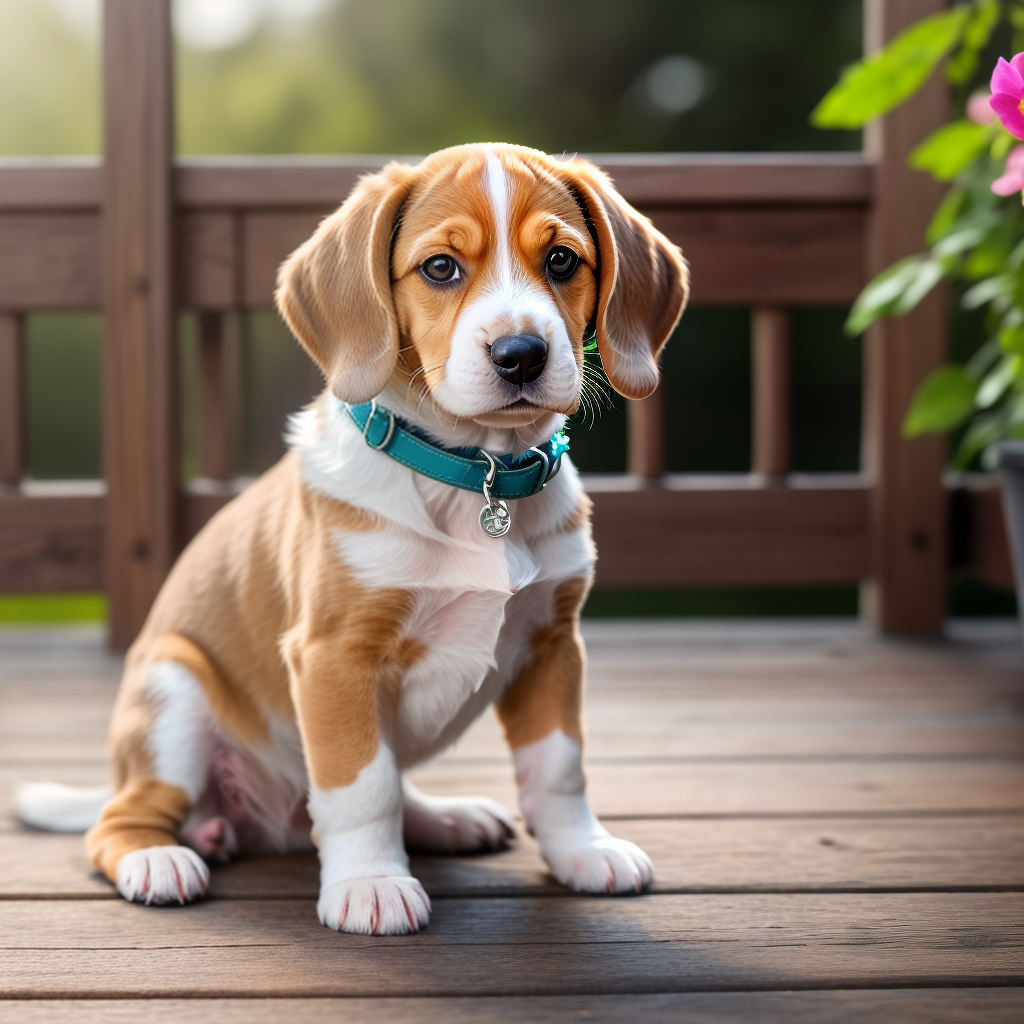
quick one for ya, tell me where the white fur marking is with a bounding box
[116,845,210,905]
[515,730,654,894]
[14,782,111,833]
[147,660,214,803]
[309,740,430,934]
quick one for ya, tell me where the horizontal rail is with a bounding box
[0,157,870,311]
[0,154,872,211]
[1,477,1010,595]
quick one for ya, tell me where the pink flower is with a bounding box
[991,145,1024,196]
[989,54,1024,140]
[968,90,997,125]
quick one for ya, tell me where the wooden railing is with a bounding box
[0,0,1013,646]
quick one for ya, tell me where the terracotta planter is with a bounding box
[996,440,1024,633]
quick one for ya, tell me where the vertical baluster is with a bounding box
[628,384,666,481]
[197,311,241,480]
[751,307,790,480]
[0,312,25,487]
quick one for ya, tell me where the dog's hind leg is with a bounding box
[87,658,214,905]
[401,778,514,853]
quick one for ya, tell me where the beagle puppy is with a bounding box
[17,143,687,935]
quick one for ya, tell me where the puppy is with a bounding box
[17,143,687,934]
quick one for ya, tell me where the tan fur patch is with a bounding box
[496,577,590,749]
[86,779,191,882]
[558,492,594,535]
[148,633,269,746]
[282,590,425,791]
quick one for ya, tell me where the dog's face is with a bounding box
[276,144,688,431]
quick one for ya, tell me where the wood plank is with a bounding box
[648,205,866,306]
[752,307,790,478]
[101,0,178,648]
[0,493,103,591]
[627,384,665,479]
[588,480,870,586]
[196,313,242,480]
[2,991,1021,1024]
[0,894,1019,996]
[241,209,326,307]
[4,756,1019,824]
[950,478,1015,591]
[0,312,25,485]
[0,159,101,209]
[406,757,1024,818]
[3,816,1020,899]
[178,211,239,310]
[172,154,872,209]
[862,0,948,635]
[0,213,101,309]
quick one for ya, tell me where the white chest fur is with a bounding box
[290,399,593,767]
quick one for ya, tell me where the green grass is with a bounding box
[0,594,107,624]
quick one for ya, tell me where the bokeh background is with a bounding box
[0,0,1011,620]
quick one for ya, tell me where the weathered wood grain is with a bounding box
[2,990,1021,1024]
[0,312,25,486]
[0,494,104,592]
[101,0,178,647]
[863,0,949,635]
[0,894,1019,997]
[0,213,101,309]
[2,815,1020,899]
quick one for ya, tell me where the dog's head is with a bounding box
[276,144,687,434]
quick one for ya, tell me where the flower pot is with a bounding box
[996,440,1024,635]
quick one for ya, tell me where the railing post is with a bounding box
[862,0,948,635]
[102,0,178,647]
[0,312,25,487]
[628,385,666,481]
[752,307,790,480]
[197,312,242,481]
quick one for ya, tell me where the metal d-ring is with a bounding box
[529,446,552,489]
[363,399,396,450]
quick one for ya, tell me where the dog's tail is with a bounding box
[14,782,111,833]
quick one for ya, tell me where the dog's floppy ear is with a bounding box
[276,162,415,403]
[559,160,688,400]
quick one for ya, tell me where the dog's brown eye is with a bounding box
[546,246,580,281]
[421,255,460,284]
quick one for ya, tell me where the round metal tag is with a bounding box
[479,500,511,538]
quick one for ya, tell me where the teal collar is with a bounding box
[344,399,570,508]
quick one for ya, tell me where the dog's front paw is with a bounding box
[404,790,515,854]
[116,845,210,905]
[318,875,431,935]
[543,834,654,894]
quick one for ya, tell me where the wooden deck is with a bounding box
[1,620,1022,1021]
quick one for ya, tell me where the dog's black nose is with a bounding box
[489,334,548,387]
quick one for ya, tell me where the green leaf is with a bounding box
[962,274,1013,309]
[932,223,988,258]
[846,256,946,335]
[977,354,1022,408]
[845,257,923,334]
[811,7,970,129]
[909,120,992,181]
[926,187,967,245]
[946,0,1000,85]
[952,413,1005,469]
[967,336,1003,377]
[1001,326,1024,355]
[903,365,979,436]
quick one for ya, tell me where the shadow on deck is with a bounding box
[1,620,1022,1021]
